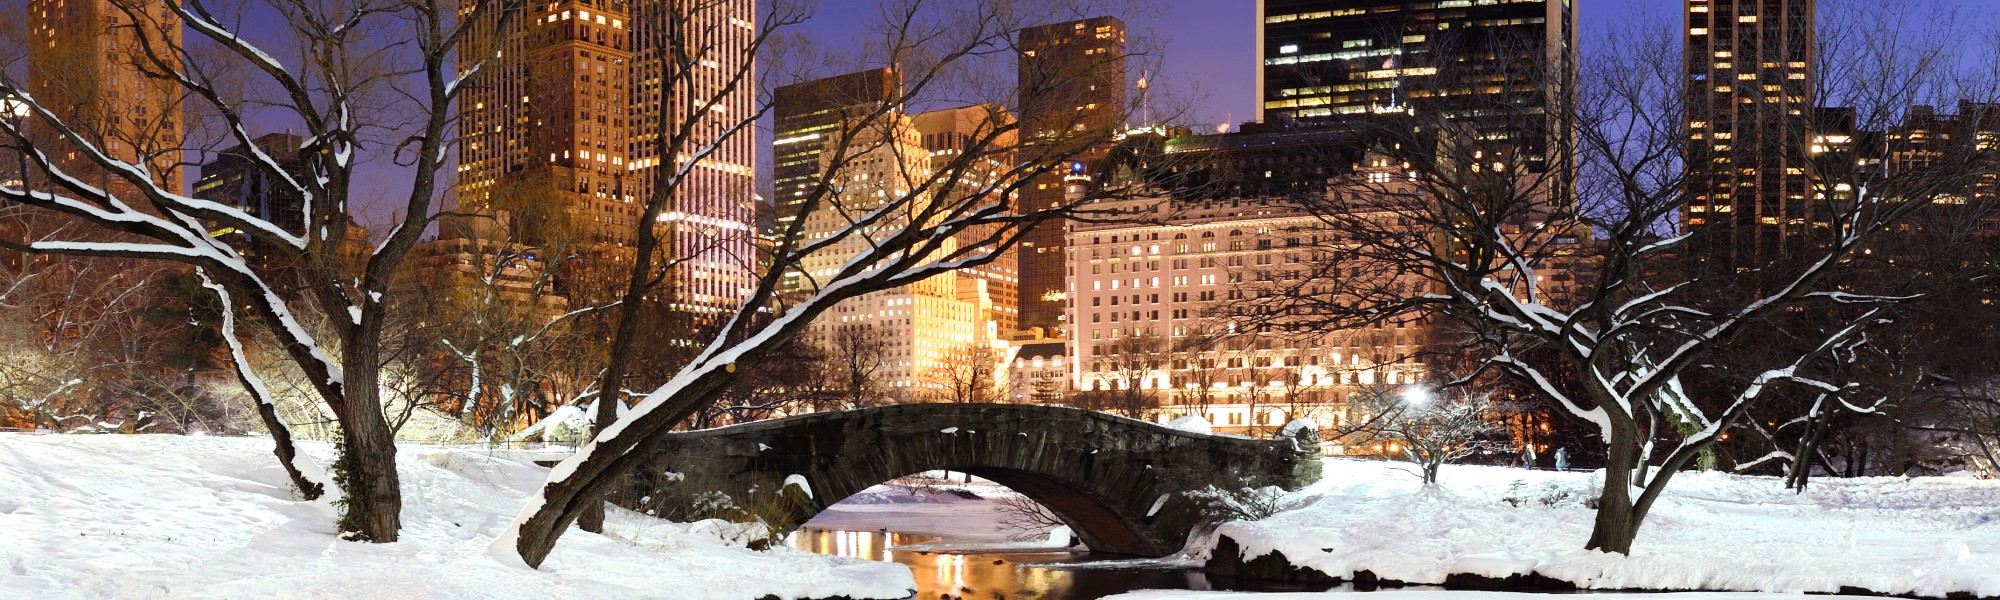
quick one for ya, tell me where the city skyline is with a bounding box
[787,0,1994,132]
[3,1,2000,594]
[20,0,1975,226]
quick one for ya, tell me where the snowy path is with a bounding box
[0,434,913,599]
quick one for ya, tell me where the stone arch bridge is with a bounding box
[616,403,1321,557]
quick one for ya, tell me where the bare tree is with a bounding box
[0,0,527,540]
[0,247,204,431]
[1246,2,2000,554]
[994,493,1068,542]
[412,208,613,440]
[692,335,845,427]
[928,342,1002,404]
[1075,333,1165,419]
[1167,324,1226,418]
[1348,383,1502,484]
[822,323,897,410]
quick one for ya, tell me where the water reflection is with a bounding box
[786,528,1323,600]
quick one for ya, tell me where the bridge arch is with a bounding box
[618,404,1321,556]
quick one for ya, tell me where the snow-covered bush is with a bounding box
[1502,477,1603,509]
[1187,481,1301,525]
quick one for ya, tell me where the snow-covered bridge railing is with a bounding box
[613,403,1323,557]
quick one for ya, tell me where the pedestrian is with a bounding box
[1522,446,1537,470]
[1554,447,1569,472]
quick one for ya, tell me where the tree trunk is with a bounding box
[580,311,644,535]
[1785,417,1825,492]
[254,400,324,500]
[335,340,402,541]
[574,494,607,534]
[1585,427,1641,554]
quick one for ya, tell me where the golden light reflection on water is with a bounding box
[784,528,1247,599]
[787,529,1090,598]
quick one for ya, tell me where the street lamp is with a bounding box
[1401,386,1430,406]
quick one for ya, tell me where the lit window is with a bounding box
[1278,44,1298,54]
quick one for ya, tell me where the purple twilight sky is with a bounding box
[791,0,1995,130]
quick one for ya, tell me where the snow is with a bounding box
[1166,415,1213,435]
[784,474,815,499]
[1046,525,1074,547]
[801,483,1086,555]
[0,434,913,599]
[1278,418,1317,438]
[802,483,1019,544]
[1105,592,1887,600]
[1196,458,2000,598]
[509,404,589,443]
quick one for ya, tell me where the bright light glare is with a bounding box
[1401,386,1430,405]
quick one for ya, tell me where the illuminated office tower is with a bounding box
[27,0,185,197]
[455,0,634,245]
[1016,16,1127,335]
[1682,0,1815,266]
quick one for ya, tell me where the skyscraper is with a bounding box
[1016,16,1127,336]
[914,104,1020,334]
[1257,0,1574,174]
[455,0,634,245]
[772,69,902,236]
[193,133,313,236]
[628,0,760,316]
[797,113,1000,397]
[770,68,902,295]
[26,0,184,197]
[457,0,758,317]
[1682,0,1816,266]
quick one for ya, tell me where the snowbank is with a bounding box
[1166,416,1214,435]
[1199,459,2000,598]
[0,434,914,599]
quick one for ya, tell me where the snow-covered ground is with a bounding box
[802,481,1082,552]
[1196,459,2000,598]
[1104,591,1890,600]
[804,482,1017,543]
[0,434,914,599]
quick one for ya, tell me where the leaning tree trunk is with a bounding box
[254,398,324,501]
[336,337,403,541]
[575,257,654,535]
[1785,416,1826,492]
[207,275,326,501]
